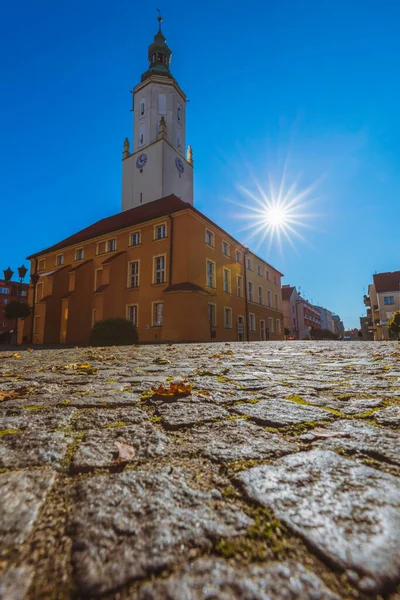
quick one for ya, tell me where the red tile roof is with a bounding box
[27,196,189,259]
[281,285,295,301]
[373,271,400,293]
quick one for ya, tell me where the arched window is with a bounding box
[140,98,145,118]
[157,93,166,115]
[177,104,181,122]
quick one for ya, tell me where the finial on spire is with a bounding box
[156,8,162,30]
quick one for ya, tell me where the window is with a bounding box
[266,270,270,281]
[56,254,64,266]
[34,315,40,335]
[206,260,216,288]
[154,256,165,284]
[153,302,164,326]
[268,290,272,307]
[224,307,232,329]
[36,283,44,302]
[128,261,139,288]
[75,248,84,261]
[208,303,217,327]
[276,318,281,334]
[20,291,27,297]
[274,275,277,285]
[384,296,395,305]
[94,269,103,291]
[140,98,145,117]
[258,286,263,304]
[269,317,274,333]
[127,304,138,326]
[1,321,7,327]
[246,258,253,271]
[107,239,116,252]
[205,229,214,246]
[157,93,166,115]
[130,231,141,246]
[139,123,145,146]
[257,265,262,276]
[237,275,243,297]
[3,299,9,305]
[275,293,279,309]
[0,287,10,295]
[249,313,256,332]
[235,250,242,263]
[260,319,266,341]
[248,282,253,302]
[38,259,46,271]
[223,268,231,293]
[177,104,181,121]
[222,241,230,257]
[155,223,167,239]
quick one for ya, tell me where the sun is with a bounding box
[228,169,322,255]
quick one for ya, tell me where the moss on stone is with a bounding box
[103,421,128,429]
[285,394,309,406]
[0,429,20,437]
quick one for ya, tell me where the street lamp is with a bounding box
[2,264,28,345]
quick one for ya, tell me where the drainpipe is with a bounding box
[243,248,249,341]
[30,259,39,344]
[168,214,174,285]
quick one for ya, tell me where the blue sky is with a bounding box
[1,0,399,328]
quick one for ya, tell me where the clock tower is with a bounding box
[121,15,194,211]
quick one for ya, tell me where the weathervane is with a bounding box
[156,8,162,30]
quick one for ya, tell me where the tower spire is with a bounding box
[141,10,172,81]
[156,8,162,31]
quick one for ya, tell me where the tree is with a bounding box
[388,310,400,339]
[89,318,139,346]
[4,301,31,321]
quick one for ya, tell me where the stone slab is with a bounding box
[0,470,56,550]
[137,558,339,600]
[72,423,171,470]
[183,419,298,462]
[303,420,400,466]
[0,566,34,600]
[0,408,76,432]
[374,405,400,426]
[239,449,400,593]
[155,401,230,429]
[232,399,332,427]
[68,469,252,595]
[0,430,73,469]
[73,407,149,430]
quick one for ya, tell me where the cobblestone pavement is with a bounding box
[0,341,399,600]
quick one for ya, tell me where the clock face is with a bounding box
[175,157,184,174]
[136,153,147,169]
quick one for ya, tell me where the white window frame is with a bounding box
[248,281,253,302]
[276,318,281,334]
[206,260,216,288]
[130,231,141,246]
[38,259,46,271]
[205,229,214,247]
[75,248,84,261]
[249,313,256,332]
[275,293,279,309]
[235,250,242,263]
[257,265,262,276]
[224,307,232,329]
[384,296,395,305]
[246,258,253,271]
[0,287,10,295]
[153,302,164,326]
[268,290,272,307]
[258,286,263,304]
[237,275,243,297]
[223,268,231,294]
[208,303,217,327]
[266,270,270,281]
[55,253,64,266]
[128,261,140,288]
[107,238,116,253]
[222,240,230,257]
[126,304,138,326]
[153,255,166,284]
[154,223,167,240]
[94,269,103,291]
[269,316,274,333]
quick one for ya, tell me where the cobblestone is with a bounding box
[0,341,399,599]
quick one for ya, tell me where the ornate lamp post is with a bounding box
[3,265,28,345]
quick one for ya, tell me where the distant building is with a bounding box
[0,279,29,337]
[364,270,400,340]
[359,316,374,341]
[314,306,335,333]
[281,285,322,339]
[332,314,345,337]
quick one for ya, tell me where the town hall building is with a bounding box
[23,16,284,345]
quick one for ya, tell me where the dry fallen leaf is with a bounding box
[0,391,20,402]
[114,441,136,464]
[151,381,192,397]
[13,353,22,359]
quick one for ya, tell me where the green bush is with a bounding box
[4,301,31,320]
[89,318,139,346]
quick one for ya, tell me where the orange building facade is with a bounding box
[24,196,284,345]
